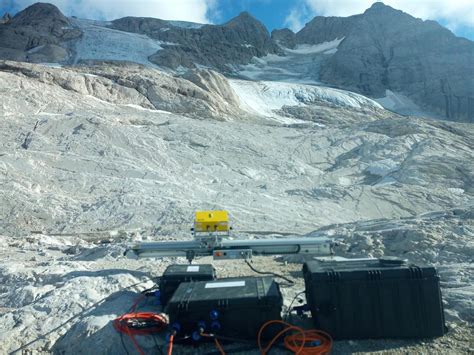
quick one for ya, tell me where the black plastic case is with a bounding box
[303,258,446,339]
[166,276,283,340]
[159,264,216,305]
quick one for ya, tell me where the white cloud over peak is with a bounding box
[285,0,474,33]
[284,7,306,32]
[8,0,216,23]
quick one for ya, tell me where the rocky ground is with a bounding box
[0,206,472,354]
[0,60,473,354]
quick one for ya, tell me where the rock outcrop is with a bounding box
[271,28,296,48]
[0,60,248,121]
[296,16,355,45]
[0,13,11,24]
[0,3,81,62]
[292,2,474,122]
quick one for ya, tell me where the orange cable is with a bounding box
[167,334,174,355]
[214,337,226,355]
[201,333,226,355]
[113,295,168,355]
[258,320,332,355]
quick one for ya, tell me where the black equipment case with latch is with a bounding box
[166,276,283,340]
[159,264,216,306]
[303,258,446,339]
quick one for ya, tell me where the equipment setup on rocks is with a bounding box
[115,210,446,354]
[126,210,333,262]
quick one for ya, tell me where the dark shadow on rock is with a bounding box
[61,269,150,281]
[50,289,165,354]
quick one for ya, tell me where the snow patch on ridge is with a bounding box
[235,38,344,84]
[168,20,204,29]
[285,37,345,55]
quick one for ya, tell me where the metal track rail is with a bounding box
[125,237,333,261]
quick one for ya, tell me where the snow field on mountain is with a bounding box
[285,38,345,55]
[71,18,163,65]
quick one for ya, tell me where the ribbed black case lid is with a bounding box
[304,259,438,280]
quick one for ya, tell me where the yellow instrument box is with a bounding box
[194,210,229,232]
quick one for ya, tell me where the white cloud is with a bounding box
[286,0,474,33]
[9,0,216,23]
[284,7,307,32]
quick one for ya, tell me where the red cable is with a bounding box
[202,333,226,355]
[167,334,174,355]
[114,312,168,335]
[113,294,168,355]
[214,337,226,355]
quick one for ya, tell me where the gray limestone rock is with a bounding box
[0,3,81,63]
[181,69,241,107]
[0,13,11,24]
[26,44,69,63]
[271,28,296,49]
[296,16,355,45]
[10,61,246,120]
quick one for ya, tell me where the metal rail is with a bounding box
[125,236,333,262]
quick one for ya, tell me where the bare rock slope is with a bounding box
[0,61,472,238]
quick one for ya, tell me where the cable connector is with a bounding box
[294,303,310,316]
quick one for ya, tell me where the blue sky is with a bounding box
[209,0,293,31]
[1,0,473,40]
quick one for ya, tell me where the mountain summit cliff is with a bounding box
[286,2,474,121]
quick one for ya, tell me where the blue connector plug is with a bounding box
[170,322,181,333]
[197,321,206,331]
[209,310,219,320]
[154,290,161,306]
[211,320,221,331]
[192,331,201,341]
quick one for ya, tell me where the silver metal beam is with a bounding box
[125,237,333,261]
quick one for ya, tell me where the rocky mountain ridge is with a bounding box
[273,3,474,122]
[0,2,473,121]
[111,11,281,70]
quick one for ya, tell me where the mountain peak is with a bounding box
[368,2,389,10]
[225,11,261,27]
[11,2,68,26]
[364,2,400,15]
[236,11,253,19]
